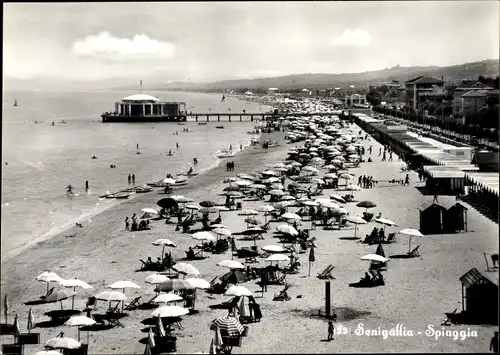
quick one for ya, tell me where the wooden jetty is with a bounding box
[186,111,344,122]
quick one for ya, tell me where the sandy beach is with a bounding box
[1,121,498,354]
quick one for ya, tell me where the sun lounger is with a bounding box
[384,233,396,244]
[317,264,335,280]
[40,287,55,300]
[124,296,142,311]
[185,250,207,260]
[407,245,420,257]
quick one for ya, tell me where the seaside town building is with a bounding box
[405,76,445,112]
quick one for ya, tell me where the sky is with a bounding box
[3,1,499,83]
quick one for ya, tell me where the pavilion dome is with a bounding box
[121,94,160,102]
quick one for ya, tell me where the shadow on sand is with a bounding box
[339,237,361,241]
[290,307,371,322]
[389,254,417,259]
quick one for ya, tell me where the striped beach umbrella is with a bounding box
[211,315,244,338]
[172,263,200,277]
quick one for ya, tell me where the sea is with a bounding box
[1,89,272,261]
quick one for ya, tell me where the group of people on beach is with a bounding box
[125,213,150,231]
[127,174,136,184]
[226,161,235,171]
[357,175,376,189]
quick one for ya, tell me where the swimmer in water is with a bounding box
[168,150,172,155]
[67,185,73,194]
[92,155,97,159]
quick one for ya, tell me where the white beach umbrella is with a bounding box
[281,212,302,220]
[281,195,296,201]
[324,173,337,179]
[217,260,245,270]
[302,200,319,207]
[213,228,232,237]
[330,194,346,204]
[153,293,183,304]
[162,177,177,185]
[303,166,319,173]
[312,178,325,184]
[257,205,275,213]
[170,195,193,203]
[192,231,216,241]
[346,184,362,191]
[36,351,63,355]
[261,245,285,253]
[249,184,266,189]
[375,218,398,227]
[185,203,201,210]
[262,177,280,184]
[65,315,96,342]
[262,170,277,176]
[36,272,62,293]
[142,208,159,214]
[224,285,253,297]
[235,180,252,187]
[210,224,228,229]
[346,215,367,239]
[173,263,200,277]
[45,336,81,350]
[361,254,389,263]
[266,254,289,262]
[108,281,141,290]
[277,224,298,236]
[59,278,93,310]
[185,278,211,289]
[151,305,190,318]
[153,238,177,260]
[223,177,238,183]
[275,200,294,208]
[95,290,127,302]
[318,200,339,209]
[145,274,170,285]
[399,228,424,253]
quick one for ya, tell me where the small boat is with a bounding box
[134,186,154,193]
[215,125,225,129]
[217,149,236,159]
[198,122,207,125]
[13,100,18,107]
[106,192,131,199]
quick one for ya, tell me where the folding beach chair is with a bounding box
[385,233,397,243]
[317,265,335,280]
[40,286,55,300]
[407,245,420,257]
[124,296,142,311]
[106,304,124,327]
[442,308,458,326]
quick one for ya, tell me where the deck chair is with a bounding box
[385,233,396,243]
[442,308,458,326]
[283,261,301,274]
[106,303,124,327]
[124,296,142,311]
[317,265,335,280]
[273,284,291,301]
[40,286,55,300]
[207,277,227,294]
[185,250,206,260]
[84,296,97,313]
[407,245,420,257]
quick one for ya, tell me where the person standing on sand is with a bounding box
[327,320,334,341]
[490,332,498,353]
[137,143,139,150]
[85,180,89,190]
[128,174,131,184]
[132,174,136,184]
[125,217,130,230]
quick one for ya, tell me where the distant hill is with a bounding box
[4,59,498,93]
[157,59,499,92]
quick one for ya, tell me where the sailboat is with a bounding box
[13,100,18,107]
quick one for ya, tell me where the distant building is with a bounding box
[344,94,367,107]
[405,76,445,111]
[452,81,494,116]
[267,87,279,95]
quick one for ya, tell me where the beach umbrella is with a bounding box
[224,285,252,297]
[152,239,177,262]
[346,215,367,239]
[330,194,346,204]
[281,195,296,201]
[157,198,178,209]
[153,293,183,304]
[262,177,280,184]
[142,208,159,216]
[211,315,244,338]
[65,315,96,343]
[244,217,260,227]
[217,260,245,270]
[59,278,92,310]
[36,272,62,294]
[361,254,388,263]
[375,218,397,227]
[238,209,259,216]
[192,231,216,241]
[151,305,190,318]
[346,184,362,195]
[224,191,243,198]
[275,200,294,209]
[399,228,424,253]
[145,274,170,285]
[155,279,195,293]
[277,224,298,236]
[249,183,266,189]
[241,227,266,236]
[172,263,200,277]
[185,278,211,289]
[266,254,289,262]
[318,200,339,209]
[210,224,228,229]
[170,195,193,203]
[281,212,301,221]
[262,170,277,176]
[94,290,127,306]
[213,228,232,237]
[45,336,81,350]
[185,203,201,211]
[269,189,285,197]
[262,245,285,253]
[302,200,319,207]
[302,166,319,174]
[324,173,337,179]
[220,270,247,285]
[223,185,240,192]
[200,200,217,208]
[235,180,252,187]
[270,183,284,190]
[340,173,353,180]
[356,200,377,211]
[36,351,62,355]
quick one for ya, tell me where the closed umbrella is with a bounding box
[308,246,316,277]
[65,315,95,343]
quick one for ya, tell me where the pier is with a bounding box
[185,111,344,122]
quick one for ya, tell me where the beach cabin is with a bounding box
[419,202,446,235]
[422,165,466,195]
[472,151,499,172]
[459,268,498,325]
[443,202,468,233]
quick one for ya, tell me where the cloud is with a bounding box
[332,28,373,47]
[72,31,175,57]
